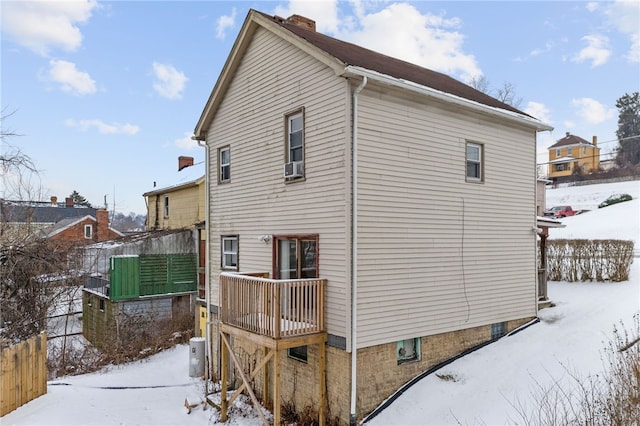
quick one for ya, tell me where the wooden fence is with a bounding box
[1,333,47,416]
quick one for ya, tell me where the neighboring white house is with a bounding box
[193,9,553,424]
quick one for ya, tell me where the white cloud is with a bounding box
[65,119,139,135]
[586,2,600,12]
[525,101,552,124]
[175,132,200,150]
[46,59,96,95]
[571,97,616,124]
[0,0,98,56]
[530,41,554,57]
[572,34,611,67]
[216,8,237,39]
[336,3,481,82]
[604,0,640,63]
[152,62,188,100]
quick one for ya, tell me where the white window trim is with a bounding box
[221,236,238,270]
[285,110,305,180]
[84,224,93,239]
[163,196,169,218]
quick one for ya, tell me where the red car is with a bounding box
[543,205,578,218]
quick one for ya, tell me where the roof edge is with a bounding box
[344,66,554,132]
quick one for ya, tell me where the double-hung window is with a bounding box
[466,142,483,182]
[164,196,169,217]
[221,236,238,270]
[285,110,304,179]
[219,146,230,183]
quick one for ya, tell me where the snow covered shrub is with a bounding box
[546,239,634,282]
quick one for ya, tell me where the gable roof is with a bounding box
[548,133,596,149]
[194,9,552,139]
[36,214,124,239]
[0,200,97,224]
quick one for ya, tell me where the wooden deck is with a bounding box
[219,272,326,339]
[217,272,327,425]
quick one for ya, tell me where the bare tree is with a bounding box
[469,77,523,109]
[1,108,43,201]
[495,81,523,109]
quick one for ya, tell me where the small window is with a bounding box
[288,345,308,362]
[164,196,169,218]
[84,224,93,239]
[567,147,572,156]
[556,148,561,157]
[491,322,507,339]
[466,142,483,182]
[582,146,587,155]
[221,236,238,270]
[219,146,230,183]
[397,338,420,364]
[99,299,105,312]
[285,110,304,179]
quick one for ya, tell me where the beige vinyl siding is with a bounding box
[206,27,352,337]
[355,84,537,348]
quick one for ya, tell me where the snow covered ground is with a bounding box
[2,180,638,426]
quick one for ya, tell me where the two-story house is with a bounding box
[142,156,208,336]
[547,132,600,179]
[193,10,552,424]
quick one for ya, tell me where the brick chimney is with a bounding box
[65,197,74,208]
[51,196,58,206]
[592,136,597,146]
[286,14,316,31]
[96,209,109,242]
[178,156,194,171]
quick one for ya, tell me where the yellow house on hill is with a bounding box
[547,132,600,179]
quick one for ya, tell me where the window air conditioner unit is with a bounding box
[283,161,304,178]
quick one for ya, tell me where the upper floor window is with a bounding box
[466,142,483,182]
[567,147,572,156]
[221,236,238,270]
[582,146,587,155]
[84,224,93,239]
[274,235,317,279]
[219,146,230,183]
[556,148,561,157]
[164,196,169,217]
[284,110,304,179]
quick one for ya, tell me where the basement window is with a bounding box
[99,299,105,312]
[288,345,308,362]
[491,322,507,339]
[397,338,420,365]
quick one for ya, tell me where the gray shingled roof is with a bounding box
[0,201,97,224]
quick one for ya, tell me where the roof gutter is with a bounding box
[350,75,367,426]
[343,66,554,132]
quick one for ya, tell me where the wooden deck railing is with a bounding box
[219,273,325,339]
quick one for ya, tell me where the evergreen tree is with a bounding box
[615,92,640,166]
[69,190,92,207]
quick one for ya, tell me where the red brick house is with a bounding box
[38,208,123,251]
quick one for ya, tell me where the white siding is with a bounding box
[206,27,352,338]
[355,84,538,348]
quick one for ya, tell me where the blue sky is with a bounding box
[2,1,638,215]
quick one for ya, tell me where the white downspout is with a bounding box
[350,76,367,426]
[196,137,213,383]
